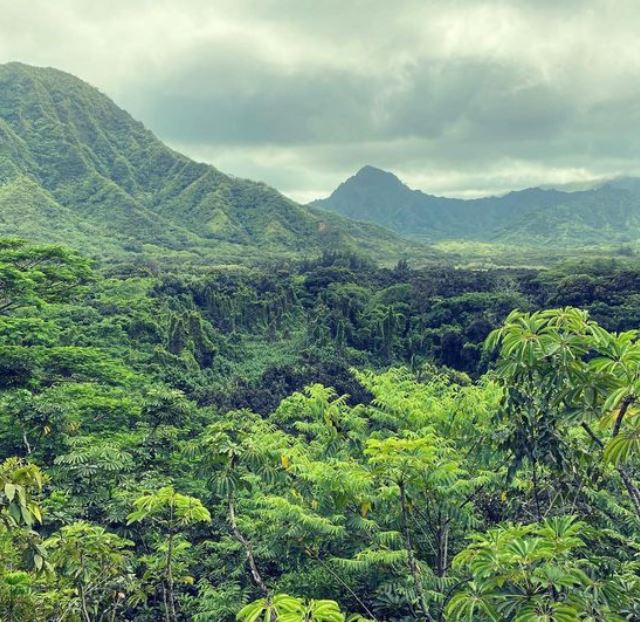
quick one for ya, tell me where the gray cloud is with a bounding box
[1,0,640,201]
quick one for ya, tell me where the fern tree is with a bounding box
[189,409,292,599]
[257,375,498,621]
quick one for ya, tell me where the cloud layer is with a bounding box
[2,0,640,200]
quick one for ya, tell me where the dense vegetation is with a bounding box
[3,237,640,620]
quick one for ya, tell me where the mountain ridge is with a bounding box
[0,63,433,265]
[310,165,640,245]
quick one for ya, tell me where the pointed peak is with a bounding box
[349,166,406,190]
[356,164,385,174]
[354,165,399,179]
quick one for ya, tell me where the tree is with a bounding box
[0,571,42,622]
[0,457,44,531]
[364,434,460,622]
[190,411,291,597]
[486,307,640,519]
[45,521,135,622]
[237,593,357,622]
[447,516,639,621]
[127,486,211,622]
[0,239,91,315]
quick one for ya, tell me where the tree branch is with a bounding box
[228,493,269,596]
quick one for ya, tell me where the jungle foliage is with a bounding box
[2,240,640,620]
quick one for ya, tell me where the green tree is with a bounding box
[0,239,91,315]
[447,516,639,621]
[237,593,350,622]
[486,307,640,519]
[127,486,211,622]
[0,457,44,531]
[45,521,135,622]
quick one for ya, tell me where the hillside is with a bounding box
[0,63,433,265]
[311,165,640,246]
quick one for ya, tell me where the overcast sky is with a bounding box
[1,0,640,202]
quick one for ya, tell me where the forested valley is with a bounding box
[3,238,640,620]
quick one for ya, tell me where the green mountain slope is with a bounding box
[311,165,640,246]
[0,63,432,264]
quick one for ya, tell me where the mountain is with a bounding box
[0,63,432,265]
[311,166,640,246]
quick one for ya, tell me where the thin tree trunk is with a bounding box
[164,498,178,622]
[609,399,640,514]
[79,584,91,622]
[436,521,449,578]
[166,531,178,622]
[310,552,379,621]
[613,397,633,437]
[531,457,543,521]
[399,481,435,622]
[109,597,121,622]
[22,430,32,455]
[161,583,171,622]
[619,466,640,516]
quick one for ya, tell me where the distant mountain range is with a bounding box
[0,63,429,265]
[310,166,640,246]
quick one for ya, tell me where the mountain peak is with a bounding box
[355,164,391,176]
[353,165,404,185]
[313,166,640,246]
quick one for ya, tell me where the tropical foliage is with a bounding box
[2,238,640,620]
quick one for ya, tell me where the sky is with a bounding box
[1,0,640,202]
